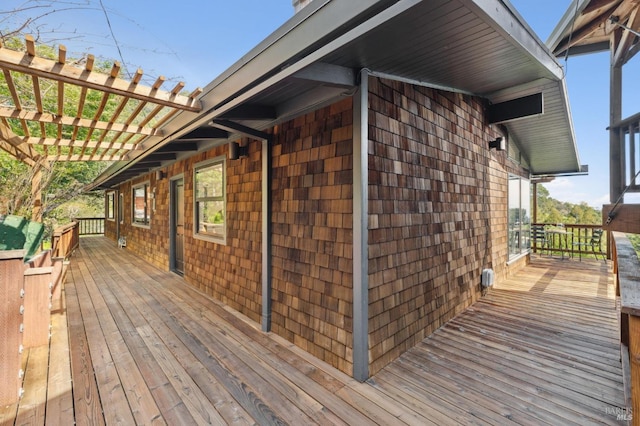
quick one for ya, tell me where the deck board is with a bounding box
[45,311,74,426]
[3,237,626,425]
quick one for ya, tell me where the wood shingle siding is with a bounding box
[105,76,531,378]
[366,76,527,375]
[271,98,355,375]
[108,142,264,324]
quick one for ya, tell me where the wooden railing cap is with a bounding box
[0,249,26,260]
[613,232,640,316]
[24,266,54,276]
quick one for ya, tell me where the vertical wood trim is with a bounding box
[610,35,623,203]
[629,315,640,423]
[168,177,177,272]
[262,137,273,332]
[630,124,636,186]
[115,190,120,241]
[532,182,538,224]
[353,69,369,381]
[621,125,627,194]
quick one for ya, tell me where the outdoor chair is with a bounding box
[572,228,604,261]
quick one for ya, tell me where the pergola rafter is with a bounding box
[0,35,202,164]
[0,35,201,221]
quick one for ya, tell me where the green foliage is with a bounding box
[628,234,640,258]
[0,151,107,236]
[0,150,31,215]
[535,184,602,225]
[212,210,224,224]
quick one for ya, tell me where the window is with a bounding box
[194,158,226,243]
[132,182,150,226]
[508,174,531,260]
[106,192,115,220]
[118,193,124,224]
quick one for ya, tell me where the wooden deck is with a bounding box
[0,237,625,425]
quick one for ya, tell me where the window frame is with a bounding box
[106,191,115,221]
[118,192,124,224]
[507,174,531,261]
[131,181,151,228]
[193,157,227,244]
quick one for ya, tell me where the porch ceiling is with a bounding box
[0,36,201,167]
[93,0,584,189]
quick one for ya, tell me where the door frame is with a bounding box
[169,174,184,274]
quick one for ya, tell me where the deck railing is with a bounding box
[531,223,609,260]
[0,241,70,405]
[74,217,105,236]
[611,231,640,420]
[1,221,78,404]
[51,221,79,259]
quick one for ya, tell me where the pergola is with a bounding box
[0,35,201,220]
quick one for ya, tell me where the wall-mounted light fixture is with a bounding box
[488,137,505,151]
[229,142,248,160]
[155,170,166,180]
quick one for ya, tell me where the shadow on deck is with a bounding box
[1,237,625,425]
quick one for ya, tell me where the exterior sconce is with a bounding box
[155,170,166,180]
[229,142,248,160]
[488,137,505,151]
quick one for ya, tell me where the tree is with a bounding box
[0,150,106,231]
[535,184,602,225]
[0,1,95,44]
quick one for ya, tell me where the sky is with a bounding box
[2,0,639,208]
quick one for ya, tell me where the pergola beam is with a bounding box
[0,120,39,162]
[0,38,201,165]
[0,107,161,137]
[0,46,200,112]
[46,154,123,162]
[613,6,640,66]
[0,139,36,166]
[24,136,137,151]
[554,2,621,56]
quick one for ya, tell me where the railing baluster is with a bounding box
[532,223,607,260]
[72,218,105,236]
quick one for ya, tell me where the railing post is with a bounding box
[51,257,67,313]
[72,221,79,251]
[0,250,26,406]
[630,316,640,424]
[23,267,53,348]
[612,232,640,419]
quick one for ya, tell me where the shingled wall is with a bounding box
[270,98,355,374]
[105,75,529,378]
[109,142,264,324]
[366,76,527,375]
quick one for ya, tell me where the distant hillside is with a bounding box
[536,184,601,225]
[536,185,640,257]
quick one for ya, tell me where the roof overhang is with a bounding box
[92,0,583,189]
